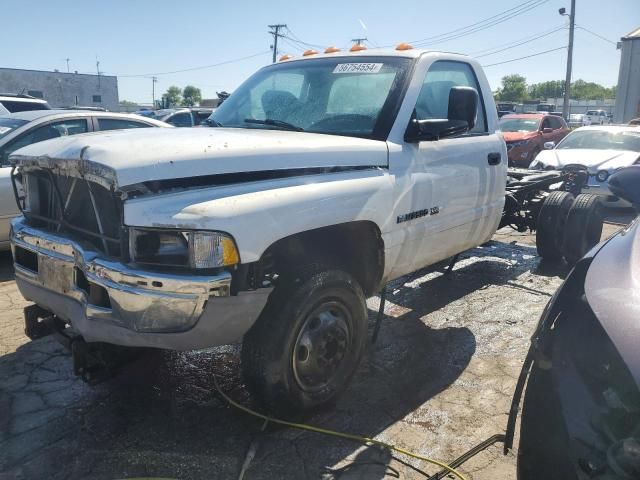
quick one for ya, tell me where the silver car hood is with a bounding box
[536,148,640,172]
[585,217,640,386]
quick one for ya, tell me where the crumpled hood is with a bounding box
[535,148,640,172]
[9,127,388,189]
[502,131,538,142]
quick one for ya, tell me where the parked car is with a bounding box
[629,117,640,126]
[512,166,640,480]
[0,110,170,250]
[143,107,215,127]
[585,109,611,125]
[567,113,586,128]
[9,48,508,413]
[500,113,570,167]
[529,125,640,207]
[0,93,51,113]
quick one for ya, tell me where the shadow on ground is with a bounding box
[0,238,566,479]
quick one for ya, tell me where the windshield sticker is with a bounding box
[333,63,383,74]
[0,127,11,134]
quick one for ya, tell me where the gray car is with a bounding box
[0,110,170,250]
[507,166,640,479]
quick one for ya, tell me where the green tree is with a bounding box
[182,85,202,106]
[570,79,615,100]
[495,74,528,102]
[164,86,182,107]
[528,80,565,100]
[119,99,138,107]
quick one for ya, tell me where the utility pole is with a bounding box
[96,58,101,89]
[560,0,576,119]
[65,58,70,73]
[268,24,287,63]
[152,76,158,108]
[351,37,367,46]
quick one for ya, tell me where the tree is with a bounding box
[182,85,202,106]
[164,86,182,107]
[495,74,528,102]
[528,80,565,100]
[119,100,138,107]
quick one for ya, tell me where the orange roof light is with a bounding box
[302,49,318,56]
[279,54,293,61]
[396,42,414,51]
[324,46,341,53]
[350,44,367,52]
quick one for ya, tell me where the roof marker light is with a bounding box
[396,42,414,50]
[324,46,341,53]
[302,49,319,56]
[350,44,367,52]
[279,54,293,61]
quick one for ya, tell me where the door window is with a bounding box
[2,118,88,163]
[167,112,192,127]
[98,118,152,131]
[415,61,487,134]
[541,117,552,130]
[548,116,563,130]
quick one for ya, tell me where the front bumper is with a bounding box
[11,217,271,350]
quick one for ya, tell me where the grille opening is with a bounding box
[15,247,38,272]
[75,268,111,309]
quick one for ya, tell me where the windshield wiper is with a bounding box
[244,118,304,132]
[206,118,223,127]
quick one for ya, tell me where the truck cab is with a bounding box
[10,46,506,412]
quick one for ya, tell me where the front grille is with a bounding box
[22,171,124,258]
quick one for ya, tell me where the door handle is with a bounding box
[488,152,501,166]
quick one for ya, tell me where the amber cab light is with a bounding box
[396,42,414,50]
[350,44,367,52]
[324,46,341,53]
[279,54,293,61]
[302,49,318,56]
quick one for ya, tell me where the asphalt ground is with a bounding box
[0,213,631,480]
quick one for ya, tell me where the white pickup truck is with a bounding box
[9,47,506,413]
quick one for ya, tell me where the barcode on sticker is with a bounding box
[333,63,383,74]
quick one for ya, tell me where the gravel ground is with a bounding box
[0,218,629,480]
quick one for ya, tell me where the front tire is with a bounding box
[536,191,574,261]
[562,194,604,265]
[241,269,367,415]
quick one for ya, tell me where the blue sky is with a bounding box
[3,0,638,103]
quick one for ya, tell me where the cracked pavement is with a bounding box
[0,223,625,479]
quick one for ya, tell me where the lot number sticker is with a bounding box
[333,63,383,74]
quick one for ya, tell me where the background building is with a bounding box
[0,68,119,111]
[615,27,640,123]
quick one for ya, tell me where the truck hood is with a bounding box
[502,131,539,142]
[535,148,640,172]
[9,127,388,189]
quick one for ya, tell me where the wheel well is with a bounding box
[262,221,385,297]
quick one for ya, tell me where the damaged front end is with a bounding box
[511,221,640,480]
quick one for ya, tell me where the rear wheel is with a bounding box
[562,194,604,265]
[241,269,367,416]
[536,191,574,261]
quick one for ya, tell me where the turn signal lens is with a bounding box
[350,44,367,52]
[190,232,239,268]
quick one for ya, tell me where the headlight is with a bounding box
[529,160,544,170]
[596,170,610,182]
[129,229,239,268]
[512,139,530,147]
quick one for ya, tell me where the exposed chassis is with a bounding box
[501,165,589,232]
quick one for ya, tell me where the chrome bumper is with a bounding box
[10,217,271,350]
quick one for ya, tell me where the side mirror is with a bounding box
[405,86,478,142]
[542,127,553,134]
[608,166,640,211]
[543,141,555,150]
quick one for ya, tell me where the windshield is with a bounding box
[499,118,540,133]
[558,130,640,152]
[0,117,28,139]
[586,110,602,115]
[210,56,412,139]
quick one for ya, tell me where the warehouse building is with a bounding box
[615,27,640,123]
[0,68,119,111]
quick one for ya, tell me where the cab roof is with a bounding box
[276,47,463,63]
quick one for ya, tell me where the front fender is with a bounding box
[124,169,394,263]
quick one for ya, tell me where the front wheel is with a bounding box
[241,269,368,415]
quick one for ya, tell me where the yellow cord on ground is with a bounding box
[212,375,467,480]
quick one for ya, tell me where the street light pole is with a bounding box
[561,0,576,119]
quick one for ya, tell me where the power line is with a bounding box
[407,0,550,47]
[482,46,566,67]
[575,24,617,45]
[115,51,271,77]
[470,25,565,57]
[284,27,325,49]
[398,0,548,45]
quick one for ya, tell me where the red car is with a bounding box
[500,113,570,167]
